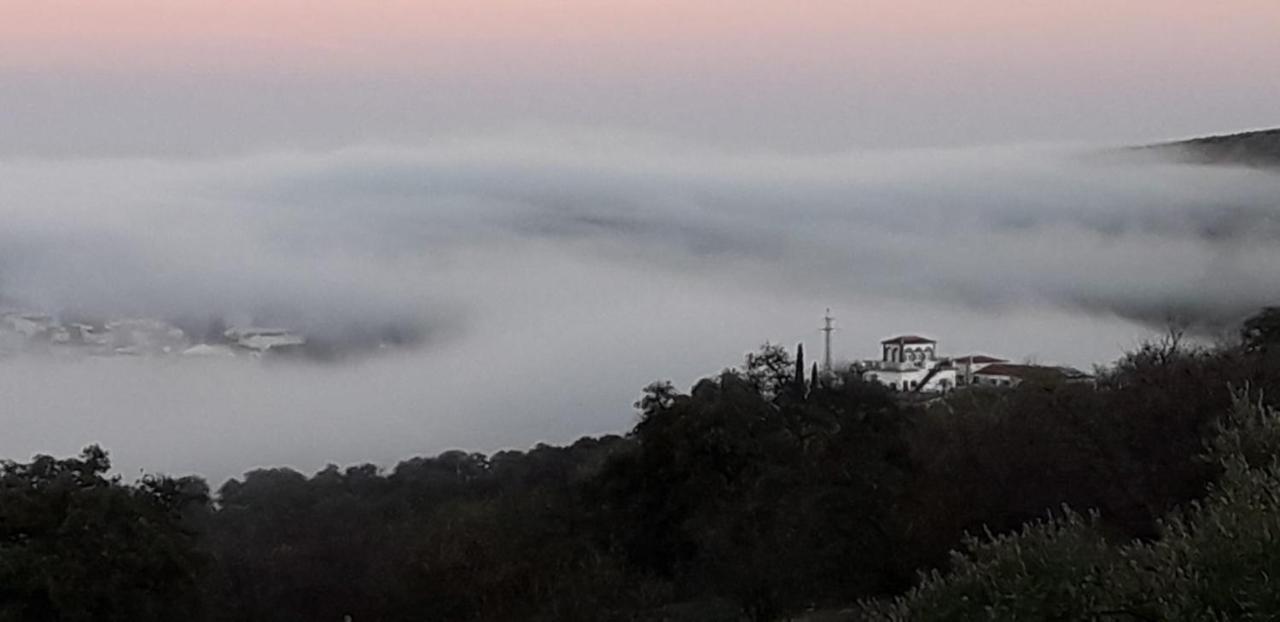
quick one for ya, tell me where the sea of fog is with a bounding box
[2,131,1278,483]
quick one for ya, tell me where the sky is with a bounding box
[1,2,1278,483]
[3,1,1279,155]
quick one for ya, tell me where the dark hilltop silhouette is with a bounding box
[1138,127,1280,168]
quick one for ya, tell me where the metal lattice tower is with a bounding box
[821,309,835,373]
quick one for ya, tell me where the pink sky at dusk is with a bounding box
[5,1,1278,75]
[2,1,1278,153]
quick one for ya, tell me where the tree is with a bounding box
[1241,306,1280,354]
[1240,307,1280,403]
[743,343,794,399]
[794,343,807,399]
[862,394,1280,622]
[0,446,209,622]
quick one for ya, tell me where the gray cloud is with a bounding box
[210,135,1280,327]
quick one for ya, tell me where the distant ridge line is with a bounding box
[1134,127,1280,168]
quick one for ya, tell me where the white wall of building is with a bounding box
[864,367,956,393]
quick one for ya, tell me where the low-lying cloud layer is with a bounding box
[2,132,1277,480]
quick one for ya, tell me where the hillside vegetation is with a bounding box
[3,308,1280,621]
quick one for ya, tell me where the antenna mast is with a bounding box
[821,309,835,373]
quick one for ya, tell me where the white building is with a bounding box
[855,330,1093,393]
[181,343,238,358]
[1,313,56,338]
[224,327,307,354]
[0,310,315,360]
[861,335,957,393]
[952,354,1008,386]
[104,318,189,355]
[970,363,1092,388]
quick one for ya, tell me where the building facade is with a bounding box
[862,335,957,392]
[857,334,1089,393]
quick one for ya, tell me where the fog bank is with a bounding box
[2,133,1276,481]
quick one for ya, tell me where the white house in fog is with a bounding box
[224,326,306,354]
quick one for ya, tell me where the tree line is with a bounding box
[3,308,1280,621]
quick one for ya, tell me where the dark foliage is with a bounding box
[0,446,209,622]
[3,308,1279,620]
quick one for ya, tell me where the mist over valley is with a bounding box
[2,130,1278,480]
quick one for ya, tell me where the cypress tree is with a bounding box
[794,343,806,397]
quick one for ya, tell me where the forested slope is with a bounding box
[3,308,1280,621]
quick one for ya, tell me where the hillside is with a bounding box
[1138,127,1280,168]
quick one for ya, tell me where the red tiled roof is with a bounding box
[973,364,1067,381]
[954,354,1006,364]
[881,335,936,345]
